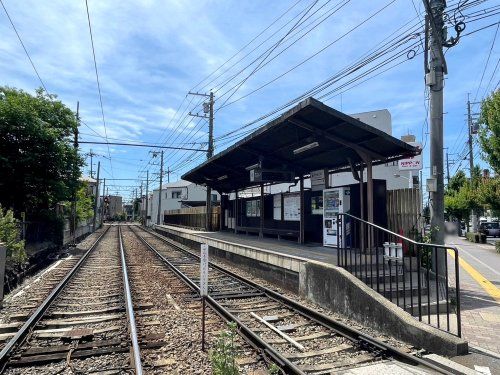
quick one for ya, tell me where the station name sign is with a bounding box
[249,168,294,183]
[398,142,422,171]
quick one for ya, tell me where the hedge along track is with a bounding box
[130,225,456,375]
[0,225,144,374]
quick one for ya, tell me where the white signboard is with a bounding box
[273,194,282,220]
[398,142,422,171]
[200,244,209,296]
[310,169,326,191]
[284,193,300,221]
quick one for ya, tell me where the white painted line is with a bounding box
[11,256,73,300]
[474,365,491,375]
[453,244,500,277]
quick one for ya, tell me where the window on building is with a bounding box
[211,193,217,202]
[171,191,182,199]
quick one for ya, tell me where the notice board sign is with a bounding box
[200,244,208,296]
[283,193,300,221]
[398,142,422,170]
[273,194,282,220]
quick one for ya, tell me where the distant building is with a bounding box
[123,204,133,221]
[148,180,219,225]
[103,195,123,220]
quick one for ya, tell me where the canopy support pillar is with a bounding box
[234,190,238,234]
[299,178,305,244]
[259,184,264,238]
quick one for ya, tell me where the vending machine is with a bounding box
[323,187,350,247]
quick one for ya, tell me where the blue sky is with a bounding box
[1,0,498,202]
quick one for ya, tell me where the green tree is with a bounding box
[0,206,26,264]
[478,90,500,174]
[0,87,82,215]
[478,177,500,216]
[445,180,481,230]
[447,170,467,193]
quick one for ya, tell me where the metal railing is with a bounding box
[336,213,461,337]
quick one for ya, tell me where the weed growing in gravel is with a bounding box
[210,322,239,375]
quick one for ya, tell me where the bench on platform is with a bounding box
[235,226,300,241]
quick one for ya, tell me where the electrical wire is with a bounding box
[85,0,114,178]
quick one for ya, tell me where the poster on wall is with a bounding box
[246,201,252,217]
[283,193,300,221]
[311,196,323,215]
[273,194,282,220]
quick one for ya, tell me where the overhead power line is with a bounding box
[85,0,114,177]
[0,0,49,94]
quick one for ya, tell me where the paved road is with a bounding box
[446,235,500,355]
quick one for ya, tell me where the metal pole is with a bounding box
[90,149,93,179]
[92,161,100,231]
[445,148,450,186]
[157,151,164,225]
[427,0,446,245]
[132,189,136,222]
[72,102,79,245]
[145,171,149,226]
[206,91,214,231]
[101,178,106,225]
[468,95,477,232]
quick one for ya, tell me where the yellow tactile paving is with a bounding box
[448,249,500,302]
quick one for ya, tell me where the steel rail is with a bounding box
[138,225,458,375]
[117,226,143,375]
[128,226,305,374]
[0,226,111,369]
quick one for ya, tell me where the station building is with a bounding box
[181,97,420,246]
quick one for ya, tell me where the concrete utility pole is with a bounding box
[467,95,478,232]
[72,102,79,245]
[101,178,106,225]
[167,167,170,184]
[188,91,215,231]
[132,189,136,222]
[425,0,446,245]
[92,161,101,231]
[157,151,164,225]
[206,91,214,231]
[445,147,450,186]
[145,170,149,226]
[87,149,97,178]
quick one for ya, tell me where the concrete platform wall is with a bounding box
[154,225,467,356]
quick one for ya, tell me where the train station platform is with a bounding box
[156,224,336,264]
[153,223,467,357]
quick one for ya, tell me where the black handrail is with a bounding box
[336,213,461,337]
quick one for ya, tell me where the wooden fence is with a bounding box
[164,206,220,231]
[386,188,423,238]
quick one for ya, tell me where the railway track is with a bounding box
[0,225,144,374]
[130,225,457,375]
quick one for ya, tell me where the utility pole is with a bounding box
[101,178,106,225]
[206,91,214,231]
[92,161,101,231]
[86,149,97,178]
[157,151,164,225]
[167,167,170,184]
[445,147,450,186]
[467,94,477,232]
[132,188,136,222]
[140,182,143,223]
[189,91,215,231]
[425,0,446,246]
[71,102,79,245]
[145,170,149,226]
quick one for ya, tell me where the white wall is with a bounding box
[149,182,220,225]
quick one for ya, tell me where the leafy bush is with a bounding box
[0,206,26,264]
[465,232,487,243]
[496,241,500,254]
[210,322,239,375]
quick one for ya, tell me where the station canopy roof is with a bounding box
[182,98,419,192]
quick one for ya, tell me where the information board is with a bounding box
[273,194,282,220]
[283,193,300,221]
[200,244,209,296]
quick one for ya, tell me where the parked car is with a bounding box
[479,222,500,237]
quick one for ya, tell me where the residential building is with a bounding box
[148,180,219,225]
